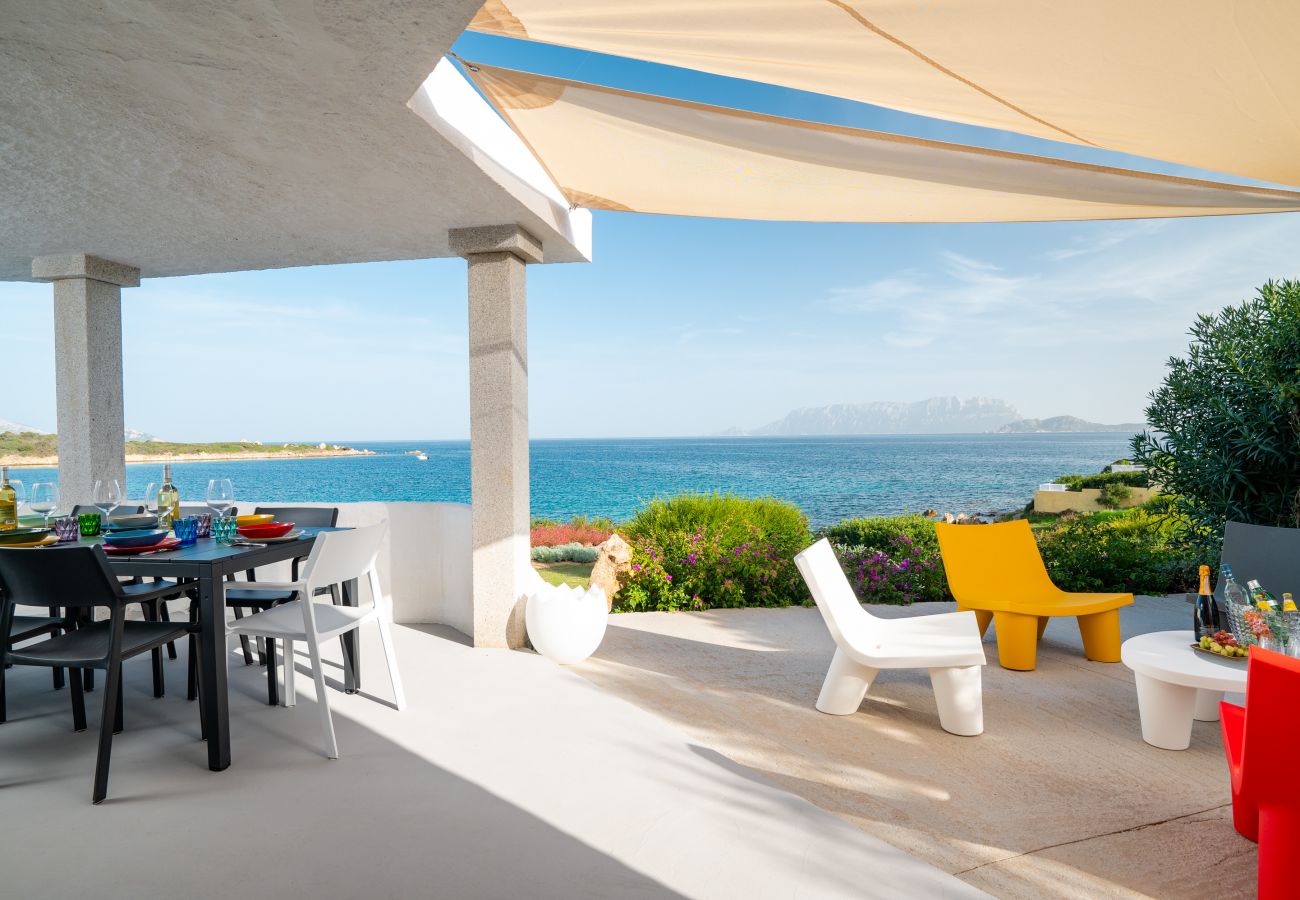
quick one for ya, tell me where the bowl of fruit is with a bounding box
[1194,630,1249,661]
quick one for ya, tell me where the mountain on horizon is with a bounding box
[746,397,1021,436]
[996,415,1145,434]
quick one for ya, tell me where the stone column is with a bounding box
[449,226,543,649]
[31,254,140,508]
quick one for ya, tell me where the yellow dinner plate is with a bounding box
[236,514,274,526]
[0,534,59,548]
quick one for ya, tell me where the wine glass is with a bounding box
[206,478,235,518]
[29,482,59,527]
[144,482,162,522]
[92,478,122,524]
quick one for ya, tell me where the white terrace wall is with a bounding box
[234,501,473,634]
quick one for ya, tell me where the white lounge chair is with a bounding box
[227,522,406,758]
[794,538,987,736]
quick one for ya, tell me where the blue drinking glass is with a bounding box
[173,516,198,546]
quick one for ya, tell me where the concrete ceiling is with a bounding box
[0,0,588,281]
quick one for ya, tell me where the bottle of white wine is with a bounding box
[157,464,180,528]
[0,466,16,531]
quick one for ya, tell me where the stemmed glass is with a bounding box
[206,478,235,518]
[92,478,122,524]
[29,482,59,527]
[144,482,163,522]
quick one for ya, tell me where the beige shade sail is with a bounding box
[469,0,1300,187]
[462,62,1300,223]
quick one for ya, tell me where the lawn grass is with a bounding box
[535,562,594,589]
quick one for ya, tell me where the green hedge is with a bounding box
[1054,471,1149,491]
[531,543,601,564]
[1034,511,1201,594]
[617,493,811,612]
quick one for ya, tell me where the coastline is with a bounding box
[0,448,374,469]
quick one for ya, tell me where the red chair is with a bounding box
[1220,647,1300,898]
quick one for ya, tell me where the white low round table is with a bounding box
[1120,630,1247,750]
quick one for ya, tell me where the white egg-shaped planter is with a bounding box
[525,583,609,665]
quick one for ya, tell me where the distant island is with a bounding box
[0,430,372,468]
[725,397,1144,436]
[734,397,1020,435]
[996,415,1145,434]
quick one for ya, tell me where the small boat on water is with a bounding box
[415,453,428,461]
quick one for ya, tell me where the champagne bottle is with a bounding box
[1221,564,1249,606]
[157,464,180,528]
[0,466,16,532]
[1195,565,1220,639]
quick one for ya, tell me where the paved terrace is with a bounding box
[1,619,975,899]
[575,596,1256,899]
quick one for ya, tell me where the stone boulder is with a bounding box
[589,533,633,611]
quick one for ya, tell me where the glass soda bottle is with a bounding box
[1221,564,1249,606]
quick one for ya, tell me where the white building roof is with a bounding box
[0,0,589,281]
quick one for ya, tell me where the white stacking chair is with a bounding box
[227,522,405,758]
[794,538,986,736]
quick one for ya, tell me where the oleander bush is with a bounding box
[616,493,811,612]
[1133,279,1300,552]
[819,515,947,604]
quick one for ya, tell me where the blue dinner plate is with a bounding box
[102,529,167,548]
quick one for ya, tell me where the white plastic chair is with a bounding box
[227,522,406,758]
[794,538,986,736]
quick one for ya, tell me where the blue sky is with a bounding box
[5,32,1300,441]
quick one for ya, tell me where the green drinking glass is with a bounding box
[78,512,101,537]
[213,515,238,544]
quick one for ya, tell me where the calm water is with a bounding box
[14,434,1135,527]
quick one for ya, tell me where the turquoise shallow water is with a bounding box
[13,433,1135,528]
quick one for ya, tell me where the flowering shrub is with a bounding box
[616,493,811,612]
[531,517,613,548]
[819,515,947,604]
[837,534,943,605]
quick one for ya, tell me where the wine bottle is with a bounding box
[1221,564,1249,606]
[1195,565,1221,639]
[0,466,16,532]
[157,464,180,528]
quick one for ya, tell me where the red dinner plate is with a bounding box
[102,536,181,555]
[237,521,294,539]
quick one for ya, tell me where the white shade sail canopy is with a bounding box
[464,63,1300,223]
[470,0,1300,187]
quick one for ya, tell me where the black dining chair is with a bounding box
[0,545,195,804]
[69,503,184,685]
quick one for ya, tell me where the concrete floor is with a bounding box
[0,617,978,899]
[574,597,1257,900]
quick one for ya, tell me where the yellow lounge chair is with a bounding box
[935,520,1133,671]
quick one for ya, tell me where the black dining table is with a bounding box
[88,525,358,771]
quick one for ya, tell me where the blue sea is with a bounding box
[14,434,1135,528]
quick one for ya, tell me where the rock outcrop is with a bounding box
[589,533,633,611]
